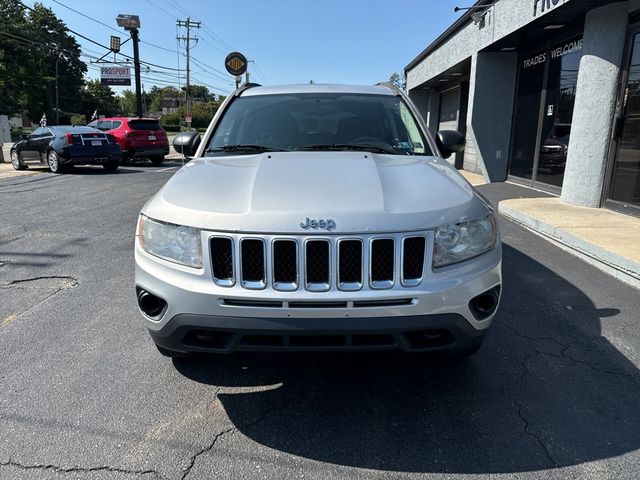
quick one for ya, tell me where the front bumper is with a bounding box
[135,240,502,354]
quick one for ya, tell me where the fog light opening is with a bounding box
[469,286,500,320]
[136,288,167,318]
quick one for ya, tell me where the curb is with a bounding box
[499,203,640,290]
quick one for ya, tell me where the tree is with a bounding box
[81,80,119,118]
[0,1,87,123]
[186,84,215,102]
[149,86,181,112]
[119,90,138,116]
[389,72,406,91]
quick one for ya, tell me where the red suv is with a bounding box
[88,117,169,165]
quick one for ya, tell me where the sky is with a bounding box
[33,0,467,96]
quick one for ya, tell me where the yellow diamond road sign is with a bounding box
[227,57,244,71]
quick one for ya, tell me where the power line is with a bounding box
[15,0,182,73]
[51,0,176,53]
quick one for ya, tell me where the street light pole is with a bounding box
[130,28,143,117]
[116,15,142,117]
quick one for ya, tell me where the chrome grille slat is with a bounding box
[370,238,395,289]
[402,236,426,287]
[305,239,331,292]
[208,231,429,292]
[210,237,235,286]
[240,239,266,289]
[273,240,298,291]
[338,239,363,291]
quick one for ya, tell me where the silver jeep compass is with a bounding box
[134,83,502,358]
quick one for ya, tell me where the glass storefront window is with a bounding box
[509,36,583,189]
[608,33,640,209]
[509,53,545,180]
[536,38,583,187]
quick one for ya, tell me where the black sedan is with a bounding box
[10,126,122,173]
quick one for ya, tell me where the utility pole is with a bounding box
[55,58,59,124]
[116,15,143,117]
[176,17,200,130]
[131,28,143,117]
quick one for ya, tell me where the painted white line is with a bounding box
[157,167,177,172]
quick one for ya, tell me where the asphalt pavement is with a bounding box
[1,164,639,479]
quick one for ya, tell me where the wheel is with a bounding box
[103,159,119,172]
[150,156,164,166]
[10,150,27,170]
[47,150,64,173]
[156,345,190,358]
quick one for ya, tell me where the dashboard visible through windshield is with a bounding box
[205,93,431,156]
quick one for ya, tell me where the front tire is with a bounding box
[47,150,64,173]
[10,150,27,170]
[150,156,164,166]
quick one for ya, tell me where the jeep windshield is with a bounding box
[205,93,432,156]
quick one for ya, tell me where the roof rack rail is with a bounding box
[234,82,262,97]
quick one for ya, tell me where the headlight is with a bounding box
[138,215,203,268]
[433,214,497,267]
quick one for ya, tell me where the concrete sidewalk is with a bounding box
[0,161,47,179]
[499,196,640,289]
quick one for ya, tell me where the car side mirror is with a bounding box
[436,130,465,159]
[173,131,201,158]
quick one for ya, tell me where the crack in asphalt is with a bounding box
[503,391,560,468]
[0,276,79,327]
[180,426,236,480]
[181,405,278,480]
[0,457,168,478]
[0,275,79,287]
[496,320,639,379]
[0,235,26,247]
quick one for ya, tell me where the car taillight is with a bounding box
[65,132,72,144]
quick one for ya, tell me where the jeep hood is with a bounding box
[142,152,491,234]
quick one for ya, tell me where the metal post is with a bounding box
[55,58,59,124]
[131,28,143,117]
[186,17,191,130]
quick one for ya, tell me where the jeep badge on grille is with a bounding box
[300,217,336,231]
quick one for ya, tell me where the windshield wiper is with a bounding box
[206,144,289,153]
[295,143,398,155]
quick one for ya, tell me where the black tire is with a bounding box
[10,150,27,170]
[150,156,164,166]
[47,150,64,174]
[156,345,190,358]
[103,159,119,172]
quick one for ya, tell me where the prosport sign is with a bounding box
[533,0,571,17]
[100,66,131,86]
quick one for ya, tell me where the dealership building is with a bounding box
[406,0,640,217]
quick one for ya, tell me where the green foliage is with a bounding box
[159,101,220,129]
[81,80,119,117]
[119,90,138,116]
[0,1,87,122]
[70,113,86,125]
[389,72,406,91]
